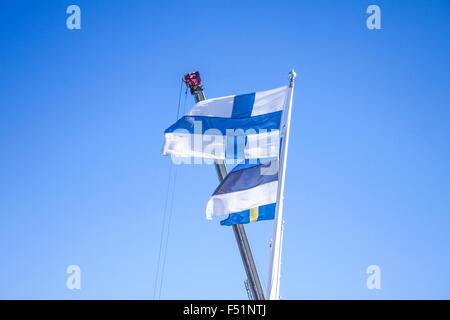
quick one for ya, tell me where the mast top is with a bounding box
[288,69,296,87]
[183,71,203,94]
[183,71,205,102]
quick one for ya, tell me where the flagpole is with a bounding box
[267,69,296,300]
[183,72,265,300]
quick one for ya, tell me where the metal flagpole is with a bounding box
[266,69,296,300]
[183,72,265,300]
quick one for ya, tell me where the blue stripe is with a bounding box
[231,93,255,118]
[220,203,276,226]
[212,160,278,195]
[230,157,277,173]
[231,160,261,173]
[220,210,250,225]
[164,111,282,135]
[256,203,276,221]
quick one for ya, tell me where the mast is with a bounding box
[183,72,265,300]
[266,70,296,300]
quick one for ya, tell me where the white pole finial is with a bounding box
[289,69,296,79]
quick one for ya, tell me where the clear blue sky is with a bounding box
[0,0,449,299]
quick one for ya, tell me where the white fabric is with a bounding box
[186,94,235,118]
[185,86,288,118]
[251,86,288,117]
[206,181,278,219]
[162,132,226,159]
[244,130,280,159]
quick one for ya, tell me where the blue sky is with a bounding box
[0,0,449,299]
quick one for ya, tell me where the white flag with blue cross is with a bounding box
[162,86,288,160]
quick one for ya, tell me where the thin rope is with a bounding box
[183,86,188,113]
[158,165,178,299]
[153,163,172,299]
[158,87,187,298]
[153,79,184,299]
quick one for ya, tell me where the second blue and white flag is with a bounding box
[206,160,278,220]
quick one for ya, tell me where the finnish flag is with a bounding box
[162,86,288,160]
[206,160,278,220]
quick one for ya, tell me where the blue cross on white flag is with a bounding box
[162,86,288,160]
